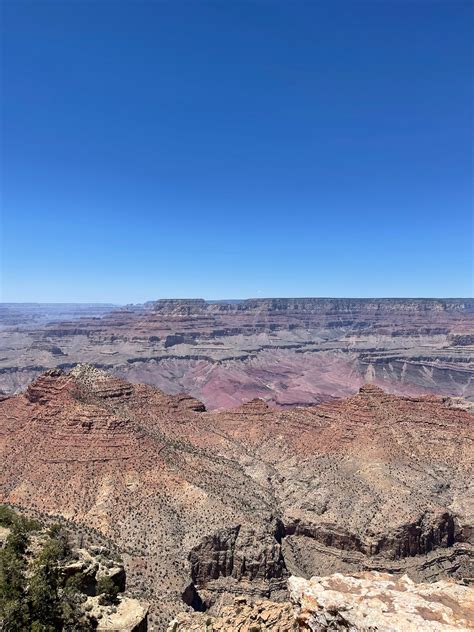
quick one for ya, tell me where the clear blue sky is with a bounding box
[1,0,472,303]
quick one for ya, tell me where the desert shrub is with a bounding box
[96,575,119,605]
[5,523,29,559]
[60,585,94,631]
[0,506,17,527]
[44,524,71,560]
[0,504,41,533]
[28,543,63,629]
[40,536,68,564]
[64,571,87,592]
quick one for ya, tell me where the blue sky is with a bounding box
[1,0,472,303]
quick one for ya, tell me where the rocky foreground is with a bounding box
[0,364,473,629]
[1,297,473,408]
[169,572,474,631]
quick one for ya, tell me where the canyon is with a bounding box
[1,364,472,629]
[1,297,473,409]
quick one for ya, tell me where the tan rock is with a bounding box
[94,596,148,632]
[289,571,474,631]
[169,572,474,631]
[0,525,10,548]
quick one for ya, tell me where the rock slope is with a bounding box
[0,366,473,629]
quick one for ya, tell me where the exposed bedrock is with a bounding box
[182,511,470,613]
[169,571,474,632]
[189,519,287,585]
[375,512,460,558]
[284,512,463,559]
[186,519,288,610]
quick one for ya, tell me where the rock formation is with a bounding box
[0,297,473,408]
[0,366,473,629]
[168,571,474,631]
[168,597,296,631]
[289,571,474,631]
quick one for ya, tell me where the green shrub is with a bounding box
[28,546,63,629]
[96,575,119,605]
[0,505,17,527]
[65,571,87,592]
[0,504,41,532]
[0,519,30,630]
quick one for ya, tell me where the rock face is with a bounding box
[0,366,473,629]
[289,572,474,631]
[1,297,473,408]
[187,518,288,609]
[169,572,474,631]
[168,597,297,631]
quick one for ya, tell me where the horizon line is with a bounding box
[1,295,473,306]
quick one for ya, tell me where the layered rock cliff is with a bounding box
[1,297,473,408]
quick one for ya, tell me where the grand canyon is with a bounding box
[1,298,473,409]
[4,0,472,628]
[1,297,473,629]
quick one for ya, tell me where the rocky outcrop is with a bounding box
[169,572,474,631]
[26,368,71,403]
[0,506,148,630]
[168,596,297,631]
[94,596,148,631]
[284,511,461,559]
[450,333,474,346]
[62,545,126,594]
[187,519,287,608]
[289,571,474,631]
[168,571,474,631]
[70,363,134,401]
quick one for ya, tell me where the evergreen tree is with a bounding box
[0,523,30,630]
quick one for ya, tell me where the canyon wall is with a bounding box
[1,297,473,408]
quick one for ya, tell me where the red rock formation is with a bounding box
[0,366,472,629]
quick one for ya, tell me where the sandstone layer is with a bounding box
[0,298,473,408]
[0,365,473,629]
